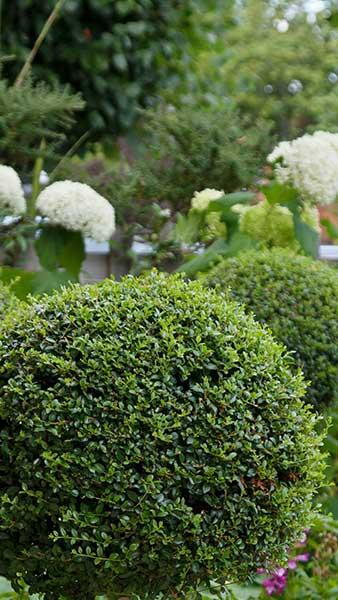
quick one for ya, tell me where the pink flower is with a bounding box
[262,579,276,595]
[294,553,310,563]
[262,570,288,596]
[258,538,310,596]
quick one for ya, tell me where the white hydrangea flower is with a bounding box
[36,181,115,242]
[0,165,26,214]
[267,131,338,205]
[191,188,224,212]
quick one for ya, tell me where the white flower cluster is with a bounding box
[191,188,224,212]
[0,165,26,214]
[36,181,115,242]
[267,131,338,206]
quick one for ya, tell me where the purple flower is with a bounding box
[294,553,310,563]
[258,535,311,596]
[262,570,288,596]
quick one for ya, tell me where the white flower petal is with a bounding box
[0,165,26,214]
[191,188,224,211]
[36,181,115,242]
[268,131,338,205]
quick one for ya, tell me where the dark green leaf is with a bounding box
[294,215,319,258]
[35,225,85,277]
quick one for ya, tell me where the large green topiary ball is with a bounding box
[0,273,324,599]
[204,249,338,409]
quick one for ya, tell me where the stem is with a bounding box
[29,139,46,217]
[14,0,67,88]
[49,130,91,182]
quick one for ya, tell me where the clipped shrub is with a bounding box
[204,250,338,408]
[0,273,324,599]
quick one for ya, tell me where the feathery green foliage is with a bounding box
[132,106,272,213]
[0,76,83,173]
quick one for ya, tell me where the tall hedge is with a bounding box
[2,1,192,141]
[204,250,338,409]
[0,273,324,599]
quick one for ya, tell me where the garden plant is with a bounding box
[204,249,338,409]
[176,130,338,276]
[0,166,115,297]
[0,272,325,599]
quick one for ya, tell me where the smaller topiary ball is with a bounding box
[204,249,338,408]
[0,273,324,599]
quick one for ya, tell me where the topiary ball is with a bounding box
[0,273,324,599]
[204,249,338,409]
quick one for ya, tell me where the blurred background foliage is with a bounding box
[2,0,338,147]
[1,0,197,146]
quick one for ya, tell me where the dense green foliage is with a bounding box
[1,1,193,143]
[131,106,272,213]
[0,272,324,599]
[204,250,338,408]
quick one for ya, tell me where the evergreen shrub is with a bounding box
[204,250,338,408]
[0,273,324,599]
[133,106,272,212]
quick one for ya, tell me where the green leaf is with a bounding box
[29,270,78,296]
[177,239,228,276]
[35,225,85,278]
[177,233,257,277]
[0,266,77,299]
[328,11,338,28]
[223,231,258,257]
[321,218,338,241]
[294,215,319,258]
[174,211,204,244]
[0,267,38,300]
[227,583,262,599]
[207,191,255,212]
[263,182,298,206]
